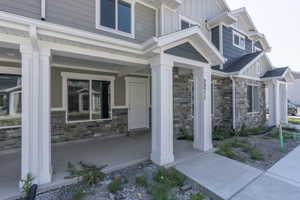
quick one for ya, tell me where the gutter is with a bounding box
[230,76,236,130]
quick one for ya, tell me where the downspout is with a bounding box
[230,76,236,130]
[41,0,46,20]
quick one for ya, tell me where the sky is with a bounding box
[226,0,300,71]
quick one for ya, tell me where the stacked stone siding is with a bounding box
[212,77,233,130]
[173,67,194,136]
[0,108,129,152]
[235,78,266,130]
[0,127,21,152]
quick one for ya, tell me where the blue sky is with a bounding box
[226,0,300,71]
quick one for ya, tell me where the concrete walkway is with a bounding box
[175,146,300,200]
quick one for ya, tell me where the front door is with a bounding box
[127,78,148,130]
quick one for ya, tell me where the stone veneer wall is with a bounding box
[173,67,194,136]
[234,78,266,130]
[0,108,129,152]
[212,77,233,130]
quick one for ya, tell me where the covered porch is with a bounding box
[0,133,202,200]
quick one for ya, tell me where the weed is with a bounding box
[108,177,123,193]
[190,193,205,200]
[71,189,89,200]
[216,143,245,162]
[20,173,34,198]
[136,176,148,188]
[153,168,185,188]
[65,162,106,186]
[250,150,264,161]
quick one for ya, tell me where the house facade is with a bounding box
[0,0,294,187]
[288,72,300,107]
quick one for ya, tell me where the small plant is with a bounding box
[212,128,234,141]
[149,184,177,200]
[20,173,34,198]
[65,161,107,186]
[71,189,89,200]
[136,176,148,188]
[177,128,194,141]
[108,177,123,193]
[153,168,185,188]
[190,192,205,200]
[216,143,245,162]
[250,150,264,161]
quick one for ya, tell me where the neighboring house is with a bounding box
[288,72,300,107]
[0,0,294,187]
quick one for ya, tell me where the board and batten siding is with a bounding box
[135,3,156,41]
[162,0,226,39]
[0,0,41,19]
[223,26,253,65]
[241,56,272,78]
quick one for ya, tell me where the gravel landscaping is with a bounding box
[35,161,211,200]
[214,127,300,171]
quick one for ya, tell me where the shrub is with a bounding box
[20,173,34,198]
[108,177,123,193]
[250,150,264,161]
[153,168,185,188]
[177,128,194,141]
[136,176,148,188]
[190,193,205,200]
[212,128,234,141]
[65,161,107,186]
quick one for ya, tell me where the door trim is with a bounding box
[125,77,150,130]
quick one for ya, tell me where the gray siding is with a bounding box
[165,43,208,63]
[222,26,253,70]
[135,3,156,41]
[211,26,219,50]
[0,0,41,19]
[45,0,154,43]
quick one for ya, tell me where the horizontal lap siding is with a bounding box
[223,26,253,64]
[0,0,41,19]
[46,0,154,42]
[211,26,219,50]
[135,3,156,41]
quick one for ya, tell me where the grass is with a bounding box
[216,139,264,162]
[149,184,177,200]
[190,193,205,200]
[283,126,298,132]
[288,117,300,125]
[153,168,185,188]
[266,130,294,140]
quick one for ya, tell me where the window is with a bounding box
[63,73,114,123]
[0,74,22,127]
[97,0,133,36]
[247,85,259,113]
[233,31,246,49]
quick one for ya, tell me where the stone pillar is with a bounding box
[193,67,213,151]
[150,54,174,165]
[20,45,52,185]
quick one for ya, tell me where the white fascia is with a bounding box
[207,11,237,29]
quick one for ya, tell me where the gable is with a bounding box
[165,42,208,63]
[240,55,272,78]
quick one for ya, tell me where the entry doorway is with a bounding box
[126,77,149,130]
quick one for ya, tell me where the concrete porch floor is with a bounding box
[0,133,201,200]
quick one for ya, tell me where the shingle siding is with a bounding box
[222,26,253,70]
[211,26,219,50]
[0,0,41,19]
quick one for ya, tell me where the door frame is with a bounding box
[125,77,150,130]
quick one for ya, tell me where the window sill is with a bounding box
[233,43,245,50]
[96,25,135,39]
[66,118,113,124]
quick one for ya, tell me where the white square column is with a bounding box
[20,45,52,185]
[268,81,280,126]
[150,55,175,166]
[193,67,213,151]
[280,83,288,124]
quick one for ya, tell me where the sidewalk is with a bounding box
[175,146,300,200]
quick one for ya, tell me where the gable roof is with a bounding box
[261,67,289,78]
[223,52,262,73]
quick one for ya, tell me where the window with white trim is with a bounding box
[180,16,197,30]
[233,31,246,50]
[0,74,22,127]
[64,74,114,122]
[247,85,259,113]
[97,0,134,36]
